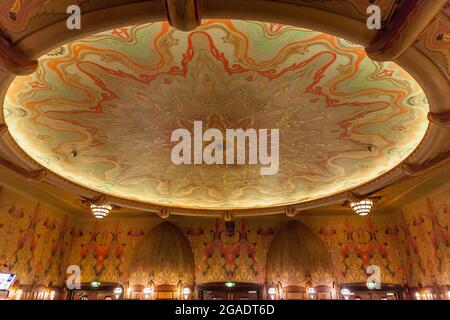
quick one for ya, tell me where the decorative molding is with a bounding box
[92,194,110,205]
[0,1,446,218]
[164,0,201,31]
[0,123,7,136]
[345,191,366,203]
[0,29,38,75]
[159,207,171,219]
[0,157,46,181]
[29,169,47,182]
[428,111,450,128]
[402,150,450,177]
[284,206,298,218]
[366,0,447,61]
[223,211,233,222]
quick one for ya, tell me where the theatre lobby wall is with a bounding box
[0,166,448,297]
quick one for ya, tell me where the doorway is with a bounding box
[198,282,263,300]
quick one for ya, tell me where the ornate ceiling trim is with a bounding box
[366,0,447,61]
[0,28,37,75]
[164,0,201,31]
[402,150,450,177]
[0,0,448,217]
[428,110,450,128]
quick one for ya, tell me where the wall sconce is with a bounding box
[307,287,316,300]
[341,288,352,300]
[268,287,276,300]
[113,287,123,300]
[143,287,153,300]
[183,287,191,300]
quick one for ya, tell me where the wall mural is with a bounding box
[68,216,406,286]
[0,181,448,289]
[0,185,73,287]
[309,217,403,284]
[393,187,450,286]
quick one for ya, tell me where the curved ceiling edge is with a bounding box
[0,3,448,216]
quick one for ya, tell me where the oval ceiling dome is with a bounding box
[3,20,429,210]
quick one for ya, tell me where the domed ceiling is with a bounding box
[3,20,429,210]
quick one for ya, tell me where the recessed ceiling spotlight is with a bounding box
[350,199,373,216]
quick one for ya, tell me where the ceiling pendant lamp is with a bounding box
[350,199,373,216]
[90,199,113,219]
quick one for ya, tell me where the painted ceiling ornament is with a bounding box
[159,207,171,219]
[223,211,233,222]
[225,221,235,237]
[284,206,297,218]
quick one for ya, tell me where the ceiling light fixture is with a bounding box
[90,203,112,219]
[350,199,373,216]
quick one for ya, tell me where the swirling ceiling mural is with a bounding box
[3,20,429,210]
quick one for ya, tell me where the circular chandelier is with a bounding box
[350,199,373,216]
[90,203,113,219]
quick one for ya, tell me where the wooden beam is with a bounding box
[0,30,38,75]
[164,0,201,31]
[366,0,446,61]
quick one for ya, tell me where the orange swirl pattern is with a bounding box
[3,20,428,210]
